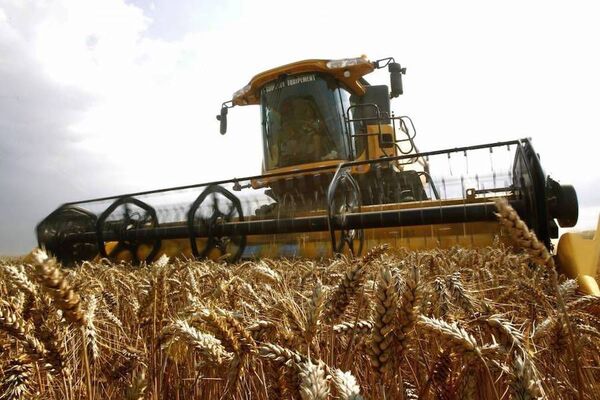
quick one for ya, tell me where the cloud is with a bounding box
[0,0,165,253]
[0,0,266,253]
[0,4,101,253]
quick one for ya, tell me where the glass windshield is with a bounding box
[261,73,348,170]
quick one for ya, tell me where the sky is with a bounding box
[0,0,599,254]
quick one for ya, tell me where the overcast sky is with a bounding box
[1,0,599,254]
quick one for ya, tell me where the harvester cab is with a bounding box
[220,56,426,212]
[36,55,600,295]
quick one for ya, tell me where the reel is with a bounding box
[187,185,246,262]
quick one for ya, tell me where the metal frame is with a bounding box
[344,103,419,162]
[39,138,558,262]
[96,196,161,264]
[326,169,364,255]
[187,184,246,261]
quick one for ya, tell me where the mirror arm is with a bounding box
[373,57,395,69]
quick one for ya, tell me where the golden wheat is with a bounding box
[0,220,597,399]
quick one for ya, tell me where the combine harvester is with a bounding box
[36,56,600,294]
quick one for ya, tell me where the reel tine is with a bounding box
[441,177,447,200]
[489,147,498,190]
[212,190,221,213]
[122,203,130,224]
[298,191,307,214]
[225,198,237,219]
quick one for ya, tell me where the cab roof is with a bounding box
[232,56,375,106]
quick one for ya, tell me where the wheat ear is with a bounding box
[333,320,373,335]
[304,280,326,345]
[324,262,368,324]
[324,245,386,324]
[298,359,330,400]
[418,316,482,358]
[4,266,37,297]
[494,198,552,265]
[510,354,542,400]
[251,261,282,285]
[259,343,307,365]
[0,356,32,400]
[331,368,363,400]
[0,307,46,363]
[432,277,450,319]
[34,323,67,376]
[424,349,452,399]
[567,295,600,312]
[368,266,398,377]
[161,319,232,366]
[395,265,421,359]
[446,272,476,314]
[478,315,524,353]
[84,296,99,366]
[30,249,86,325]
[247,320,277,340]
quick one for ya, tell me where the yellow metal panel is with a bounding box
[233,57,375,106]
[556,217,600,296]
[366,123,396,160]
[102,220,503,263]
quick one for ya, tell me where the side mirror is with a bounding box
[216,106,228,135]
[389,62,406,98]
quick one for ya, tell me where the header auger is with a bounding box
[37,55,599,294]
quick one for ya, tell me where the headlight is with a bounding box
[326,56,370,69]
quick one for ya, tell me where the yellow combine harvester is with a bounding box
[37,56,599,294]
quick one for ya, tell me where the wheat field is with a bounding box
[0,201,598,399]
